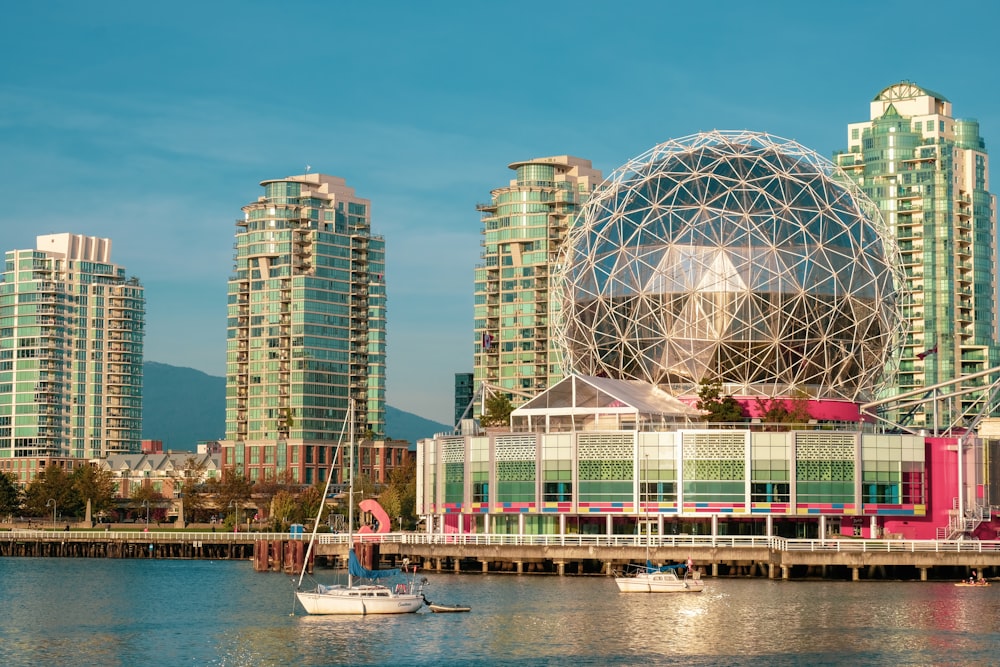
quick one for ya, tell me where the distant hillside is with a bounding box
[142,362,226,449]
[142,362,450,450]
[384,405,452,444]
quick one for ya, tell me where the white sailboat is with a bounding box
[614,456,704,593]
[295,400,426,615]
[614,560,705,593]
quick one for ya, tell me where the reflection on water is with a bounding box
[2,559,1000,666]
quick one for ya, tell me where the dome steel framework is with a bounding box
[555,130,904,402]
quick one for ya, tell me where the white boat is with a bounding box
[295,400,426,615]
[615,561,705,593]
[616,457,706,594]
[426,601,472,613]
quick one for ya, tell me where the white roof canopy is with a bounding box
[511,374,703,432]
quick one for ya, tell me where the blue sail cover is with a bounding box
[646,560,683,572]
[348,549,400,580]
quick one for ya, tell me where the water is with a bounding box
[2,558,1000,666]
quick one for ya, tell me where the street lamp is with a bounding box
[46,498,56,529]
[229,500,240,533]
[141,500,150,526]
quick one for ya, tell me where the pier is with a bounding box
[5,529,1000,581]
[1,530,255,561]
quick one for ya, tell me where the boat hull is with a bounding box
[296,587,425,615]
[615,571,705,593]
[428,603,471,613]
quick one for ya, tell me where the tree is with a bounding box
[480,392,514,427]
[0,471,21,518]
[176,455,210,524]
[71,464,117,518]
[269,489,297,531]
[216,466,254,527]
[251,469,296,525]
[129,482,164,523]
[755,392,812,431]
[696,379,745,423]
[378,458,417,530]
[183,481,212,523]
[23,466,78,520]
[295,483,326,528]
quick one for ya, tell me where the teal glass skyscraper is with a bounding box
[223,173,386,485]
[473,156,602,409]
[0,234,145,461]
[836,82,1000,428]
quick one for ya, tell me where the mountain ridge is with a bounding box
[141,361,451,450]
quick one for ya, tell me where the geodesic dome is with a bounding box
[555,130,904,402]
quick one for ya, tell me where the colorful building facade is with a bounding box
[418,375,975,540]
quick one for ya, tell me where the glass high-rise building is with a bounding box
[0,233,145,461]
[454,372,474,426]
[473,156,602,409]
[223,173,386,485]
[835,81,1000,428]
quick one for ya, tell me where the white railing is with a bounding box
[6,530,1000,554]
[318,533,773,548]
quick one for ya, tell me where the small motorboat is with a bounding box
[954,581,991,587]
[425,600,471,613]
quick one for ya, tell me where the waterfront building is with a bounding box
[420,131,993,542]
[220,173,391,486]
[100,450,220,523]
[0,233,145,468]
[834,81,1000,429]
[473,156,602,412]
[101,450,221,501]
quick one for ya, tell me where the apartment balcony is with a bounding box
[834,153,865,169]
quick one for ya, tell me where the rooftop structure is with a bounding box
[556,130,904,403]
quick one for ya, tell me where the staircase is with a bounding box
[936,497,993,540]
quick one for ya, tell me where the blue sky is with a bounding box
[2,1,998,425]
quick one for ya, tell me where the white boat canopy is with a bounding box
[510,374,705,432]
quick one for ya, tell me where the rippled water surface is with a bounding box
[2,558,999,666]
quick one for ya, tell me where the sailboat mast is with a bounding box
[296,400,350,588]
[644,454,650,563]
[346,398,355,588]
